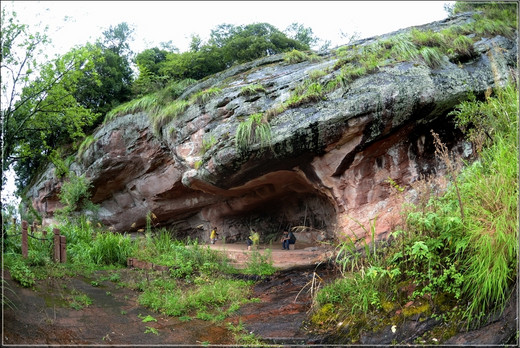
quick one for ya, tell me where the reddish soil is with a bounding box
[3,270,233,345]
[3,242,333,345]
[208,241,334,269]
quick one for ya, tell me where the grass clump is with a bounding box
[189,87,222,105]
[448,35,476,62]
[410,28,446,49]
[284,49,321,64]
[387,35,420,61]
[285,81,325,108]
[150,99,190,134]
[239,83,265,96]
[76,135,97,162]
[105,94,158,123]
[307,69,327,81]
[419,46,445,69]
[235,113,272,153]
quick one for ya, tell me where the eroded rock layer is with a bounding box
[26,13,517,243]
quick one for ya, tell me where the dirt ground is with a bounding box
[207,241,334,270]
[3,242,333,346]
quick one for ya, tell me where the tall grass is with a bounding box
[312,82,518,335]
[189,87,222,104]
[105,94,158,123]
[90,232,135,266]
[449,83,518,324]
[76,135,97,162]
[150,99,190,133]
[235,113,272,153]
[419,46,445,69]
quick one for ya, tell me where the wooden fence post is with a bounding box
[32,221,37,234]
[21,220,28,259]
[53,228,61,262]
[59,235,67,263]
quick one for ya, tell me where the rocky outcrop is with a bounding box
[26,13,517,243]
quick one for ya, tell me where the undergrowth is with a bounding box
[311,80,518,341]
[3,216,275,330]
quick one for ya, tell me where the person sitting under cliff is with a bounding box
[281,230,296,250]
[247,229,260,250]
[210,227,218,244]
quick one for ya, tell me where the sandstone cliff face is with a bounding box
[27,13,517,243]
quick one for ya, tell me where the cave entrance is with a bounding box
[219,190,337,245]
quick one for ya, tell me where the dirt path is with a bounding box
[3,242,334,345]
[208,241,334,270]
[3,270,233,345]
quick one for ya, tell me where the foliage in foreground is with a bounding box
[312,81,518,342]
[3,217,274,328]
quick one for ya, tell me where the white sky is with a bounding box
[6,1,453,55]
[2,0,453,207]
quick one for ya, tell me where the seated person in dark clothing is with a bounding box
[281,230,296,250]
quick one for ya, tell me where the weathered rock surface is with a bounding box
[27,12,517,243]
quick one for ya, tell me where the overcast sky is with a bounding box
[6,1,453,55]
[2,0,453,206]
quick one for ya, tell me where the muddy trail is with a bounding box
[3,244,336,346]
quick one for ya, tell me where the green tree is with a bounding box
[1,7,99,190]
[74,23,134,120]
[285,22,319,48]
[101,22,134,58]
[132,47,169,95]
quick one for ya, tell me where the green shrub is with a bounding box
[56,173,93,217]
[242,249,277,276]
[5,254,36,287]
[133,231,231,278]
